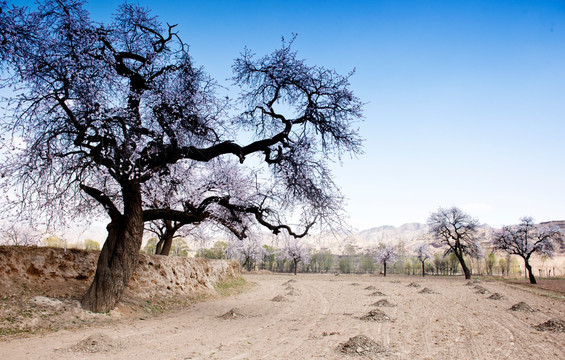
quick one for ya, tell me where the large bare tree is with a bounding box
[0,1,362,312]
[492,217,563,284]
[427,207,481,279]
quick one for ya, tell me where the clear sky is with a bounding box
[13,0,565,230]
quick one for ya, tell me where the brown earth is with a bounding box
[505,278,565,297]
[0,246,241,337]
[2,273,565,359]
[0,246,240,300]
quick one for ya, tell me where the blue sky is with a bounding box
[13,0,565,230]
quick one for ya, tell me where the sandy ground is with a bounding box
[1,273,564,360]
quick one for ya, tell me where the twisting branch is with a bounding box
[80,184,121,220]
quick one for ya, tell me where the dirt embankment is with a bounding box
[0,246,241,336]
[0,246,240,299]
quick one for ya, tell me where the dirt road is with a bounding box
[2,274,564,359]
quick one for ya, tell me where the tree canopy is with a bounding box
[0,0,363,312]
[492,217,563,284]
[427,206,481,279]
[376,244,397,276]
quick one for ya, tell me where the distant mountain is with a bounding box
[352,223,428,248]
[284,220,564,255]
[310,222,495,255]
[540,220,565,230]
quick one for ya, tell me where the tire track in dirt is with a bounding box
[446,284,516,359]
[264,279,333,358]
[387,280,519,359]
[190,276,333,359]
[2,274,564,360]
[388,283,440,359]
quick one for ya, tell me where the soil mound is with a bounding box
[369,291,386,297]
[534,319,565,333]
[364,285,377,290]
[488,293,504,300]
[370,299,396,307]
[465,280,480,286]
[282,280,296,286]
[67,333,123,353]
[407,282,421,288]
[419,287,436,294]
[510,302,536,312]
[360,309,393,322]
[286,289,301,296]
[218,308,246,320]
[390,280,401,283]
[350,283,361,286]
[338,335,387,357]
[271,295,288,302]
[474,285,489,294]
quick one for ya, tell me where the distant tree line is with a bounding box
[192,239,528,277]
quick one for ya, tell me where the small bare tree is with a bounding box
[281,236,311,275]
[1,224,39,246]
[416,244,431,277]
[376,244,397,277]
[226,235,265,271]
[492,217,563,284]
[428,207,481,280]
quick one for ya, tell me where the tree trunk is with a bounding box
[81,183,144,313]
[421,261,425,277]
[158,228,175,256]
[454,251,471,280]
[525,261,537,284]
[383,262,387,277]
[293,259,298,275]
[155,238,164,255]
[461,261,471,279]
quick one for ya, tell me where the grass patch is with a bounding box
[214,276,250,297]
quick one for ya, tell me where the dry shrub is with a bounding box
[338,335,387,357]
[360,309,393,322]
[286,289,301,296]
[371,299,396,307]
[488,293,504,300]
[322,331,340,336]
[419,287,436,294]
[407,282,421,288]
[510,302,536,312]
[67,333,123,353]
[534,319,565,333]
[218,308,246,320]
[474,285,489,294]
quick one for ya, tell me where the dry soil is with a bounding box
[1,273,565,359]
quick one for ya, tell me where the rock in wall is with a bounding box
[0,246,240,299]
